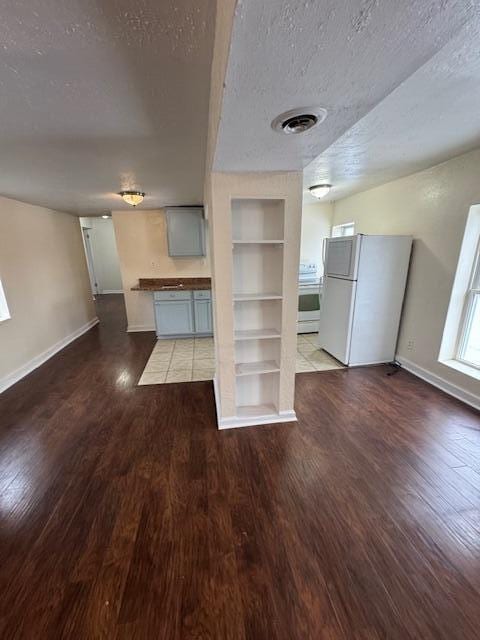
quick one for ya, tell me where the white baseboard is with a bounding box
[127,324,155,333]
[101,290,123,294]
[396,356,480,411]
[0,317,99,394]
[213,376,222,423]
[218,410,297,430]
[213,377,297,429]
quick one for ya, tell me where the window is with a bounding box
[439,204,480,378]
[0,279,10,322]
[332,222,355,237]
[457,240,480,368]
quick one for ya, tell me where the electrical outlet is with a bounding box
[407,340,414,351]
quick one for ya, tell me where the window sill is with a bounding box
[442,359,480,381]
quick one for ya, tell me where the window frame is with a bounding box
[332,222,355,238]
[456,237,480,370]
[0,278,10,323]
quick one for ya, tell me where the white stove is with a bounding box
[298,261,319,285]
[298,262,321,333]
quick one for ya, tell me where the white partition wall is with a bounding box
[207,172,303,429]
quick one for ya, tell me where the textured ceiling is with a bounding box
[3,0,479,214]
[214,0,477,199]
[303,17,480,202]
[0,0,215,214]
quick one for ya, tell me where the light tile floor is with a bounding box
[296,333,344,372]
[138,334,343,386]
[138,337,215,385]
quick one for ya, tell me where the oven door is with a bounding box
[297,284,321,333]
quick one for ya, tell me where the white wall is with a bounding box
[112,209,210,332]
[0,196,97,391]
[332,147,480,406]
[300,202,333,278]
[80,217,122,293]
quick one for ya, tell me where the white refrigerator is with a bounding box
[318,234,412,366]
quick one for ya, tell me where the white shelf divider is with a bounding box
[233,292,283,302]
[235,361,280,376]
[232,239,284,245]
[236,404,278,419]
[234,328,281,341]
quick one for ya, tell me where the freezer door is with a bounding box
[318,277,356,365]
[325,235,361,280]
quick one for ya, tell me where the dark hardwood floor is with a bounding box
[1,294,479,639]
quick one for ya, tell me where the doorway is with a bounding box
[80,217,122,296]
[82,227,99,296]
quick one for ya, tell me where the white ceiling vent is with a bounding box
[271,107,328,134]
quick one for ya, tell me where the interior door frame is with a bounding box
[82,227,99,296]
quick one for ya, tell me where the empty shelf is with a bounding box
[233,292,283,301]
[234,329,281,341]
[235,361,280,376]
[232,239,284,245]
[236,403,278,418]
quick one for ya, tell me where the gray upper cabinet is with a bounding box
[166,207,206,257]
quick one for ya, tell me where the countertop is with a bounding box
[131,277,211,291]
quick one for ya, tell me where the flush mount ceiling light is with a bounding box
[271,106,328,134]
[102,214,111,219]
[309,184,332,199]
[119,190,145,207]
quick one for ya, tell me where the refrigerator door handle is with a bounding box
[322,237,327,270]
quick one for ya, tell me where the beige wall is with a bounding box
[0,196,96,390]
[332,148,480,404]
[205,0,237,174]
[300,202,333,278]
[80,217,122,293]
[112,209,210,331]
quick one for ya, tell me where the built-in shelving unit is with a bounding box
[231,198,285,423]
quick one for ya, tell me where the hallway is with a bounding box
[0,295,479,638]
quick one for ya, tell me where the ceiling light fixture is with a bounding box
[102,214,110,219]
[309,184,332,199]
[119,190,145,207]
[272,106,328,134]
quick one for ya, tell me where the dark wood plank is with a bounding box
[0,294,479,639]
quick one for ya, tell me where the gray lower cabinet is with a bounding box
[155,299,194,336]
[154,289,212,337]
[194,299,212,334]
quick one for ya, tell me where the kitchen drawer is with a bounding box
[154,290,192,301]
[193,290,211,300]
